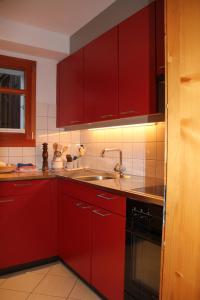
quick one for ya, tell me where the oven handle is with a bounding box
[127,230,162,246]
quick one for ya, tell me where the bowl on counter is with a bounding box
[0,164,16,173]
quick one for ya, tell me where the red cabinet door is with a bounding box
[0,180,57,269]
[119,3,156,117]
[59,195,92,282]
[91,208,125,300]
[156,0,165,75]
[57,49,84,127]
[84,27,118,122]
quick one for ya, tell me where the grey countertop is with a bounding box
[0,168,164,206]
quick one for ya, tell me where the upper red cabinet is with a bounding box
[84,27,118,122]
[56,2,163,127]
[118,2,156,117]
[57,49,84,127]
[155,0,165,74]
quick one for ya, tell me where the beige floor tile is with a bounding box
[0,288,29,300]
[69,280,102,300]
[27,264,54,275]
[48,262,76,279]
[34,274,76,298]
[1,272,45,292]
[28,293,66,300]
[0,277,7,287]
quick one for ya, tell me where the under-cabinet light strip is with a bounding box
[88,123,156,130]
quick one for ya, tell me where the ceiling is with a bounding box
[0,0,116,35]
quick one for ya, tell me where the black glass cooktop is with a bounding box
[133,185,165,197]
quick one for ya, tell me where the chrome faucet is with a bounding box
[101,148,126,177]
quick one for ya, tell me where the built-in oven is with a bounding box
[125,198,163,300]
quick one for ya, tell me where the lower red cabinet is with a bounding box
[59,195,92,282]
[0,180,58,269]
[91,208,125,300]
[59,180,125,300]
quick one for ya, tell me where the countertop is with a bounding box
[0,169,164,206]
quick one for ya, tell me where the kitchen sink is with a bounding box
[74,175,116,181]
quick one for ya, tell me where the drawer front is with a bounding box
[61,179,125,216]
[0,179,53,197]
[89,190,125,217]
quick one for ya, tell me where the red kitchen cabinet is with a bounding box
[0,180,57,269]
[156,0,165,74]
[57,49,84,127]
[59,194,92,282]
[84,27,118,122]
[118,2,156,117]
[91,208,125,300]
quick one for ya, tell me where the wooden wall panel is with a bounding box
[161,0,200,299]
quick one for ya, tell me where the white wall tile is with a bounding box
[36,103,48,117]
[9,157,22,165]
[36,116,47,130]
[22,156,36,164]
[0,147,9,156]
[48,104,56,117]
[0,156,9,164]
[9,147,23,157]
[22,147,36,157]
[47,117,57,131]
[156,122,165,141]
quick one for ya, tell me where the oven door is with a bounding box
[125,230,161,300]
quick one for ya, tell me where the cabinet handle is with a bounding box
[70,120,81,124]
[0,199,14,204]
[159,65,165,70]
[120,110,136,115]
[92,209,111,217]
[76,202,91,209]
[100,114,115,119]
[14,183,32,187]
[97,194,116,200]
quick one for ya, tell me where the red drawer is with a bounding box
[0,179,53,197]
[61,179,125,216]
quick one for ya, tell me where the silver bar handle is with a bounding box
[120,110,136,115]
[97,194,116,200]
[100,114,115,119]
[70,120,81,124]
[76,202,91,209]
[14,183,32,187]
[0,199,14,204]
[92,209,111,217]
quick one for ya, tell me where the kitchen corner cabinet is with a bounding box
[84,27,118,122]
[59,180,125,300]
[57,49,84,127]
[118,2,156,116]
[0,180,58,270]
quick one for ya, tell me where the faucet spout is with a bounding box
[101,148,125,177]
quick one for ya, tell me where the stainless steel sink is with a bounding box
[75,175,116,181]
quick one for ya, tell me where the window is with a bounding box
[0,55,36,146]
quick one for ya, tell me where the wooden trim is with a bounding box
[161,0,200,299]
[0,55,36,147]
[0,87,26,95]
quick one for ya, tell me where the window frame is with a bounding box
[0,55,36,147]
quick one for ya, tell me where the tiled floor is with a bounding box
[0,261,102,300]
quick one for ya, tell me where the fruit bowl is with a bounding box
[0,164,16,173]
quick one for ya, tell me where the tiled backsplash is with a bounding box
[0,102,80,168]
[0,121,165,178]
[79,122,165,179]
